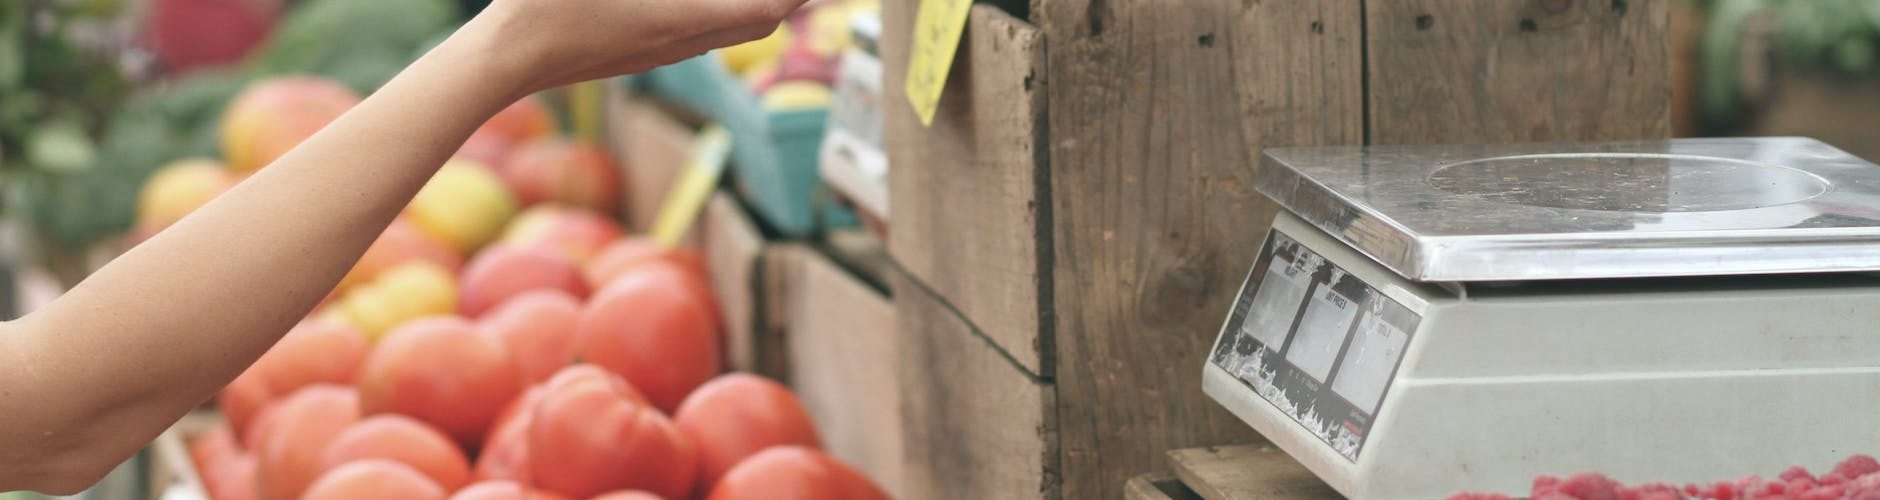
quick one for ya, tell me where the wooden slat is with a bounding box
[883,3,1049,376]
[892,268,1056,499]
[699,193,769,373]
[1365,0,1672,144]
[1127,473,1206,500]
[604,85,701,241]
[783,249,903,497]
[1167,446,1343,500]
[1033,1,1364,497]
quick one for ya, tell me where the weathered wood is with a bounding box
[604,85,700,240]
[1034,1,1364,497]
[892,267,1056,499]
[1167,446,1342,500]
[783,248,903,496]
[1127,473,1206,500]
[883,3,1049,375]
[1366,0,1672,144]
[699,193,769,373]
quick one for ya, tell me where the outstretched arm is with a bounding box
[0,0,799,493]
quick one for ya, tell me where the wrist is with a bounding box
[431,9,543,104]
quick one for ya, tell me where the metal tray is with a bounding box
[1258,137,1880,282]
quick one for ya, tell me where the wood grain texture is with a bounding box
[883,3,1050,376]
[1126,473,1206,500]
[1167,446,1342,500]
[892,267,1057,499]
[785,250,904,497]
[1366,0,1672,144]
[604,86,700,240]
[700,193,768,373]
[1033,1,1364,497]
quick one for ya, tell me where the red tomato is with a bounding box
[478,291,582,385]
[473,388,541,483]
[528,366,696,499]
[301,459,447,500]
[255,319,370,396]
[318,415,473,491]
[459,245,590,318]
[583,238,708,293]
[358,316,523,449]
[257,385,361,500]
[448,480,575,500]
[200,451,258,500]
[705,446,889,500]
[675,374,823,490]
[576,270,720,413]
[591,491,666,500]
[187,423,240,477]
[218,367,273,447]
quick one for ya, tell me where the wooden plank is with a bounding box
[1167,445,1342,500]
[1365,0,1672,144]
[784,250,903,497]
[604,84,701,241]
[1127,473,1205,500]
[699,193,769,373]
[892,268,1056,499]
[1034,1,1365,497]
[883,3,1049,376]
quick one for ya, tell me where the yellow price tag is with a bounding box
[648,125,733,248]
[905,0,973,126]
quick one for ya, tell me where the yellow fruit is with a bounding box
[333,262,457,340]
[762,81,835,110]
[136,158,237,233]
[336,285,402,339]
[375,262,457,321]
[406,160,518,253]
[721,25,791,75]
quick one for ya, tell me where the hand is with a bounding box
[462,0,808,95]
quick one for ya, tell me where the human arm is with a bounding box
[0,0,800,493]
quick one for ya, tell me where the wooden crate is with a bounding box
[603,83,703,245]
[758,240,903,496]
[882,0,1670,497]
[699,191,794,375]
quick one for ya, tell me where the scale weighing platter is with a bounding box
[1204,137,1880,499]
[1259,137,1880,282]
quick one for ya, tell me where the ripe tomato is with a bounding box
[478,291,582,385]
[705,446,888,500]
[528,366,696,499]
[256,385,361,500]
[447,480,575,500]
[318,415,472,491]
[301,459,447,500]
[675,374,823,490]
[576,270,720,413]
[358,316,523,449]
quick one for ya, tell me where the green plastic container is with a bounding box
[628,55,857,238]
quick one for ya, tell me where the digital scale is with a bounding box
[1202,137,1880,499]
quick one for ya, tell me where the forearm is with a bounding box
[0,22,525,489]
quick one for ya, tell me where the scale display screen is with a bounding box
[1210,230,1422,461]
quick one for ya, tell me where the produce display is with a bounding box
[1449,455,1880,500]
[159,74,890,499]
[715,0,880,111]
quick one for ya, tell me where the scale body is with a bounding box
[1202,137,1880,499]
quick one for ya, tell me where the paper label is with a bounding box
[905,0,972,126]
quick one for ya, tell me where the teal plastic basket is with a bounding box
[628,55,857,238]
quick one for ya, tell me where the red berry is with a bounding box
[1781,466,1817,484]
[1446,494,1513,500]
[1836,455,1880,480]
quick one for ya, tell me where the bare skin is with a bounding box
[0,0,804,494]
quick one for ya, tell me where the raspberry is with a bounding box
[1535,475,1564,492]
[1835,455,1880,480]
[1781,466,1817,484]
[1800,484,1844,500]
[1557,473,1625,500]
[1446,494,1514,500]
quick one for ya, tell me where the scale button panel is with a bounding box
[1211,229,1423,461]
